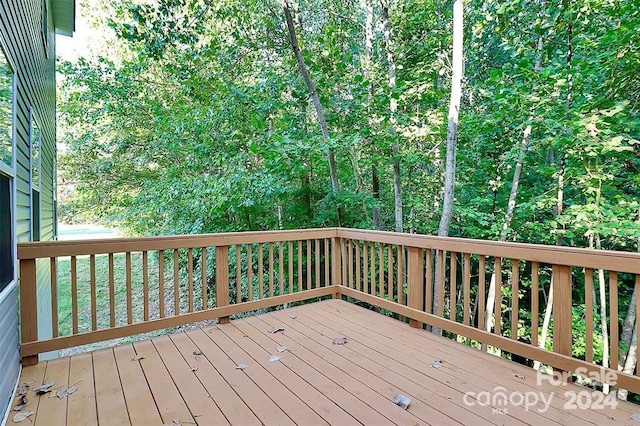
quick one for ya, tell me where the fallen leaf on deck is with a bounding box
[430,358,445,369]
[24,380,35,386]
[131,355,146,361]
[33,381,55,394]
[276,346,287,353]
[191,367,198,372]
[236,363,248,370]
[333,337,348,345]
[193,350,203,356]
[513,373,525,379]
[631,413,640,422]
[290,315,298,319]
[12,403,27,412]
[267,327,285,334]
[16,386,28,396]
[56,386,78,399]
[268,355,281,362]
[12,411,34,423]
[393,394,411,410]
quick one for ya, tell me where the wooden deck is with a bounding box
[10,299,640,425]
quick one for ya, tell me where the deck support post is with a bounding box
[331,238,342,298]
[552,265,572,373]
[407,247,424,328]
[216,246,230,324]
[20,259,39,366]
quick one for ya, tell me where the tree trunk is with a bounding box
[618,319,637,400]
[619,285,637,367]
[533,285,554,370]
[594,233,610,394]
[436,0,463,237]
[433,0,463,333]
[484,125,531,339]
[283,0,340,196]
[381,0,403,233]
[618,222,640,400]
[364,0,381,230]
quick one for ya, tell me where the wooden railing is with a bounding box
[17,229,340,364]
[17,228,640,393]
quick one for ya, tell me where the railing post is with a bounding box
[552,265,572,358]
[20,259,38,366]
[407,247,424,328]
[216,246,230,324]
[331,237,342,298]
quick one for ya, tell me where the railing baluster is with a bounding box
[187,248,194,312]
[341,239,347,289]
[90,254,97,331]
[610,271,619,371]
[363,241,369,293]
[258,243,264,299]
[324,239,330,287]
[126,252,133,324]
[397,246,404,306]
[378,244,384,296]
[288,241,293,293]
[355,241,361,292]
[306,239,312,290]
[463,253,470,326]
[173,249,180,316]
[247,244,253,300]
[584,267,593,362]
[387,245,393,302]
[109,253,116,328]
[158,250,165,318]
[50,257,58,338]
[478,255,486,330]
[269,243,274,297]
[215,245,230,324]
[370,242,376,295]
[143,251,149,321]
[316,239,321,289]
[279,243,284,295]
[202,247,208,309]
[71,255,78,334]
[425,250,433,316]
[511,259,519,340]
[347,239,355,288]
[236,245,242,304]
[494,257,502,335]
[297,241,303,291]
[437,250,444,317]
[450,252,457,322]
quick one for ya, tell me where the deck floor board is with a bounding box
[10,299,640,425]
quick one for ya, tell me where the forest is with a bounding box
[58,0,639,396]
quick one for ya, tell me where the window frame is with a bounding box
[0,40,17,301]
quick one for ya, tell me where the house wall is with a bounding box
[0,0,57,416]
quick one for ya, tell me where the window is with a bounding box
[0,46,12,169]
[41,0,49,56]
[0,174,12,292]
[0,45,13,292]
[31,114,41,241]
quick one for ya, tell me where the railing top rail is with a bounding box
[336,228,640,274]
[17,228,339,259]
[18,226,640,273]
